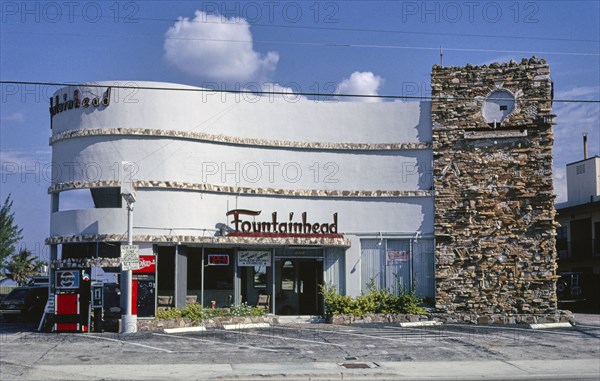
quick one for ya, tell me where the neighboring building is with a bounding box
[46,57,558,319]
[555,155,600,311]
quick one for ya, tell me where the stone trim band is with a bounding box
[48,180,434,198]
[49,128,431,151]
[45,234,352,247]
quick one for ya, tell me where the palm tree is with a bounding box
[4,249,44,286]
[0,194,23,275]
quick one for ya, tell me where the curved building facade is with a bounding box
[47,81,435,316]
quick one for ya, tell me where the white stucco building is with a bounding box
[47,81,435,316]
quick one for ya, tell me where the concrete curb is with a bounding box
[13,359,599,380]
[163,326,206,334]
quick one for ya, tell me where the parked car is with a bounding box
[0,286,49,322]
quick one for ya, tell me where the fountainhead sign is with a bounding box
[49,87,111,118]
[226,209,339,237]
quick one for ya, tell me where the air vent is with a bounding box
[576,164,585,175]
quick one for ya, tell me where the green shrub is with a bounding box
[396,284,426,314]
[156,302,265,323]
[156,307,182,320]
[321,285,361,316]
[229,302,265,317]
[320,279,426,317]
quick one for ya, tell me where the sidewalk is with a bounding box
[4,358,599,380]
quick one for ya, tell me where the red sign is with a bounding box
[56,293,79,315]
[134,255,156,274]
[387,250,411,262]
[208,255,229,266]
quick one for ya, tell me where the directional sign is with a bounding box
[120,244,140,271]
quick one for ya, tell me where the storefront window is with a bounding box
[203,250,234,307]
[253,266,267,289]
[157,246,175,306]
[204,254,233,290]
[360,238,434,298]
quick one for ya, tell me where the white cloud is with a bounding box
[164,11,279,83]
[0,111,25,123]
[337,72,384,102]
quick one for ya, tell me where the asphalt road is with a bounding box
[1,314,599,380]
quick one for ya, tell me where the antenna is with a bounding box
[440,47,444,67]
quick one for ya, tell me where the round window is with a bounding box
[482,89,516,126]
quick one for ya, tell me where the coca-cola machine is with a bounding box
[133,255,156,317]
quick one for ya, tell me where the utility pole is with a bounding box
[121,162,138,334]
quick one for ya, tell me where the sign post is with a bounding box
[121,245,140,271]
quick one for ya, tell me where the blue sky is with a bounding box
[0,0,599,262]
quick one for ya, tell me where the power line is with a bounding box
[2,80,598,103]
[49,13,600,44]
[3,31,599,57]
[6,5,597,44]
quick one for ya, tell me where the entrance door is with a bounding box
[275,258,323,315]
[298,259,323,315]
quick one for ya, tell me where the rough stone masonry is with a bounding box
[432,57,558,315]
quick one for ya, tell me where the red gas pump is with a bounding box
[54,269,91,332]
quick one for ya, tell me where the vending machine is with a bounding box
[53,268,91,332]
[133,255,156,317]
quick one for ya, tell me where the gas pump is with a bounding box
[53,268,91,332]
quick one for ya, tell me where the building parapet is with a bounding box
[48,180,434,199]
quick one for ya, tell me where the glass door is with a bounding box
[274,256,323,315]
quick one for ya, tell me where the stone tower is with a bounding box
[431,57,557,315]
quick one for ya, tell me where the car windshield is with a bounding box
[6,288,28,300]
